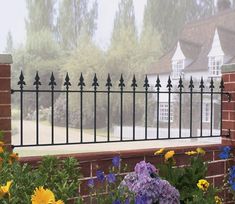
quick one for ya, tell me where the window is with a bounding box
[159,103,173,122]
[172,60,184,79]
[208,56,223,76]
[202,103,210,123]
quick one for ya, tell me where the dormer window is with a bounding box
[208,56,223,76]
[171,41,185,79]
[172,59,184,79]
[208,29,224,77]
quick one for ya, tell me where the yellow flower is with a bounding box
[185,151,197,156]
[215,196,222,204]
[196,147,205,155]
[197,179,209,191]
[0,146,4,154]
[9,153,19,165]
[164,150,175,161]
[0,141,4,147]
[31,186,64,204]
[154,148,164,155]
[0,180,13,198]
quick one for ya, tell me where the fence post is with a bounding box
[221,63,235,145]
[0,54,12,147]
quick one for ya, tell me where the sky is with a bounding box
[0,0,146,52]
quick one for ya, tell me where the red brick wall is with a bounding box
[20,144,234,203]
[0,55,12,147]
[222,65,235,146]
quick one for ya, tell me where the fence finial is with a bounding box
[155,75,161,90]
[143,75,150,91]
[178,76,184,90]
[118,74,125,90]
[106,74,112,90]
[64,72,71,88]
[18,70,26,89]
[49,72,56,89]
[189,76,194,90]
[33,71,41,88]
[220,78,224,90]
[78,73,85,89]
[209,77,215,89]
[199,77,205,89]
[166,76,172,90]
[92,73,99,90]
[131,75,137,90]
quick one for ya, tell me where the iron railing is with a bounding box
[11,71,231,148]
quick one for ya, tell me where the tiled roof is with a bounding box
[149,9,235,75]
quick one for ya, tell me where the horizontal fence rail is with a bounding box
[11,71,231,148]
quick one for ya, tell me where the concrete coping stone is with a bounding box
[222,63,235,73]
[0,54,13,64]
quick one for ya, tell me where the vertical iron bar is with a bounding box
[155,76,161,139]
[92,74,99,143]
[106,74,112,142]
[78,74,85,143]
[144,75,149,140]
[18,71,25,146]
[167,77,172,139]
[189,77,194,138]
[210,78,214,137]
[20,89,23,145]
[199,77,204,137]
[119,75,125,141]
[33,72,41,145]
[220,78,224,137]
[131,75,137,141]
[64,73,71,144]
[49,72,56,144]
[66,89,69,143]
[178,77,183,138]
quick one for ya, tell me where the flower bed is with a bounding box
[0,129,235,203]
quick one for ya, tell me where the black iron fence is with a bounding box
[11,71,231,148]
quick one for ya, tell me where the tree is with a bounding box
[57,0,98,50]
[4,31,13,53]
[25,0,55,34]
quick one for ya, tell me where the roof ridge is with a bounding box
[217,26,235,35]
[184,9,235,29]
[179,39,202,47]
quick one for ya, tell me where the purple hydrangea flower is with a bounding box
[119,160,180,204]
[96,170,105,182]
[107,173,116,184]
[112,156,121,167]
[134,161,158,177]
[87,179,94,188]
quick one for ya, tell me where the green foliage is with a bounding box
[25,0,55,33]
[0,134,82,203]
[57,0,98,50]
[157,149,220,203]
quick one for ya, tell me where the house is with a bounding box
[148,2,235,132]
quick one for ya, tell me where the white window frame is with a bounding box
[202,103,210,123]
[172,59,184,79]
[159,103,173,122]
[208,56,223,77]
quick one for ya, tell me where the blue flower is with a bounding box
[125,198,130,204]
[135,195,147,204]
[112,156,121,167]
[87,179,94,188]
[219,146,232,159]
[107,173,116,183]
[113,199,121,204]
[231,182,235,191]
[96,170,105,182]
